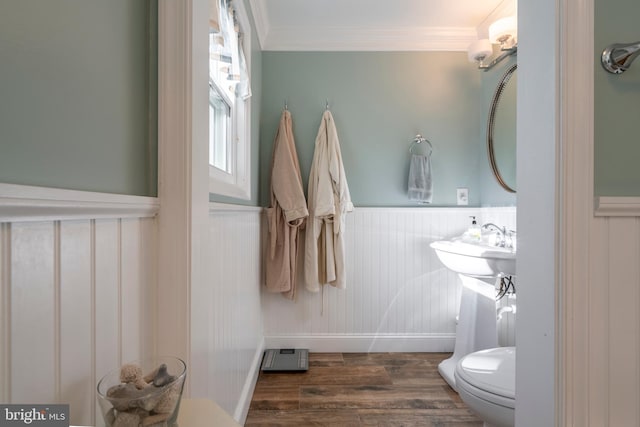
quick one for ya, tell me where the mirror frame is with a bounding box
[487,63,517,193]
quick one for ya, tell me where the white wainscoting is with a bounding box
[585,215,640,426]
[262,207,517,352]
[206,203,264,423]
[0,206,157,426]
[0,195,515,425]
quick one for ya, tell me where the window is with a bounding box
[209,81,231,172]
[208,0,251,199]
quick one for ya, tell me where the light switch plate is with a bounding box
[457,188,469,205]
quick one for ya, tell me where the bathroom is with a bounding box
[1,0,640,426]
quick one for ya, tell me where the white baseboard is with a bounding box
[263,334,455,353]
[233,337,265,424]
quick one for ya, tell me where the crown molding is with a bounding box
[247,0,269,49]
[261,26,477,51]
[247,0,515,52]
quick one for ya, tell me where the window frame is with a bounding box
[208,0,252,200]
[208,78,232,173]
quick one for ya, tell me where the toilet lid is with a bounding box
[455,347,515,401]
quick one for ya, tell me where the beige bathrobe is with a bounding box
[304,110,353,292]
[264,110,308,300]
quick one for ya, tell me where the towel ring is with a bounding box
[409,134,433,156]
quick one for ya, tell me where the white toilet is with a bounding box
[454,346,515,427]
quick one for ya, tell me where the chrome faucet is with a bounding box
[481,223,514,248]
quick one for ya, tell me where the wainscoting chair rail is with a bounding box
[0,183,160,222]
[595,196,640,217]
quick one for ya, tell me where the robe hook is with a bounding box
[602,41,640,74]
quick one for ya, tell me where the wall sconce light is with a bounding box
[489,16,518,48]
[468,16,518,71]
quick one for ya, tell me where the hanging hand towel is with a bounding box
[408,153,433,203]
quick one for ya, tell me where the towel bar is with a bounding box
[409,134,433,155]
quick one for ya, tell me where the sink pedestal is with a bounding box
[438,274,498,391]
[429,238,515,390]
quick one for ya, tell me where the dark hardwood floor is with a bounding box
[245,352,483,426]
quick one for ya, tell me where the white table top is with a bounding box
[176,398,242,427]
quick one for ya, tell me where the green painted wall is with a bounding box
[594,0,640,196]
[0,0,157,196]
[0,0,519,206]
[260,51,501,207]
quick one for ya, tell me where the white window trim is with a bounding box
[209,78,233,172]
[208,0,252,200]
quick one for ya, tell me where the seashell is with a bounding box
[152,364,176,387]
[112,411,140,427]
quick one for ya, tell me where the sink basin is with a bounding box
[430,238,516,277]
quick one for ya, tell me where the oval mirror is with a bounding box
[487,63,517,193]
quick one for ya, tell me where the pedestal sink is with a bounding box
[430,237,516,390]
[430,238,516,278]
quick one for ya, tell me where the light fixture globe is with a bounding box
[489,16,518,47]
[467,39,493,63]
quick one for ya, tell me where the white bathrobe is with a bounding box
[304,110,353,292]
